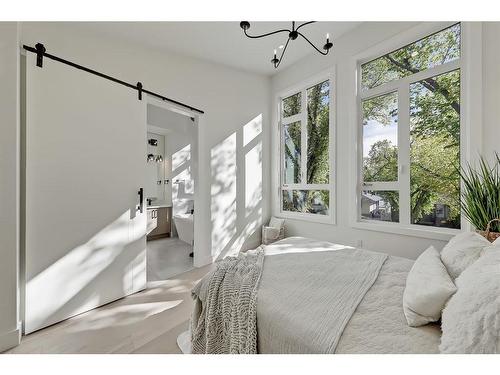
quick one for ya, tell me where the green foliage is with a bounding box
[410,134,460,225]
[306,81,330,185]
[284,121,301,183]
[362,92,397,127]
[459,154,500,233]
[282,81,330,214]
[362,24,461,90]
[282,92,301,117]
[363,140,398,182]
[410,70,460,144]
[282,190,329,215]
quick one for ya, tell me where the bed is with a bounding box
[257,237,441,354]
[185,236,441,354]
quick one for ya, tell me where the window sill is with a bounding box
[276,211,335,225]
[351,220,460,241]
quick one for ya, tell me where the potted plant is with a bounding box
[459,153,500,242]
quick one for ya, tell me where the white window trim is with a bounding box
[273,68,336,225]
[349,22,483,241]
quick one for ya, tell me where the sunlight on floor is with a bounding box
[67,300,183,332]
[9,265,213,354]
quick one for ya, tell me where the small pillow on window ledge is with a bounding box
[262,217,285,245]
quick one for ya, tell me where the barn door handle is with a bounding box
[137,188,144,213]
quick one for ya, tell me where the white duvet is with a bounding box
[258,237,441,354]
[257,237,387,353]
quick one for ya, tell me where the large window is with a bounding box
[280,78,332,218]
[359,23,462,229]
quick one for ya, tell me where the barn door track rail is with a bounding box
[23,42,205,114]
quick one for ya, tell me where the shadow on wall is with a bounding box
[25,209,146,334]
[211,114,263,260]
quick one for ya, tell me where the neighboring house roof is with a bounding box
[362,192,383,203]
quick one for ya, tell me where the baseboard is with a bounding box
[0,325,21,353]
[147,233,171,241]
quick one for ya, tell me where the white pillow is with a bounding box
[403,246,457,327]
[440,231,491,280]
[440,246,500,353]
[269,216,285,230]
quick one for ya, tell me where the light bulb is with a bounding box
[274,49,277,56]
[326,33,330,41]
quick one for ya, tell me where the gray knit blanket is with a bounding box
[190,247,265,354]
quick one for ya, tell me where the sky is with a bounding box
[363,119,397,157]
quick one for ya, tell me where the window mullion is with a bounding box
[300,89,308,185]
[279,118,285,189]
[282,113,302,125]
[398,84,411,225]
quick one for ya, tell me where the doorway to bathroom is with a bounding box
[145,99,199,281]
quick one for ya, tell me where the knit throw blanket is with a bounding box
[190,247,265,354]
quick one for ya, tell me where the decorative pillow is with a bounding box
[262,226,280,245]
[269,216,285,230]
[440,231,491,280]
[403,246,457,327]
[440,246,500,353]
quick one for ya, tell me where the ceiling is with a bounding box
[69,22,361,75]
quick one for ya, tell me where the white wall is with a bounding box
[482,22,500,162]
[270,22,495,260]
[20,22,271,267]
[0,22,20,351]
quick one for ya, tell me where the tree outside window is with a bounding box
[281,79,332,217]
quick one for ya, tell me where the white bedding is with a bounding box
[257,237,387,353]
[257,237,441,354]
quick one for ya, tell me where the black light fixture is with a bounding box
[240,21,333,69]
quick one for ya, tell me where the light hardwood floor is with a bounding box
[6,265,212,354]
[147,237,194,281]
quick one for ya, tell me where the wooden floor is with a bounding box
[6,265,212,354]
[147,237,194,282]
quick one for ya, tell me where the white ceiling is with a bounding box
[69,22,361,75]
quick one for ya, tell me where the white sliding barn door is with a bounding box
[25,53,147,334]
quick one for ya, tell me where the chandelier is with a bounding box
[239,21,333,69]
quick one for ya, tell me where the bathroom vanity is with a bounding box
[147,205,172,240]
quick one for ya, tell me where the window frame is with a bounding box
[276,69,336,224]
[351,22,481,240]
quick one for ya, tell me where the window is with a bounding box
[280,78,332,218]
[359,23,461,230]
